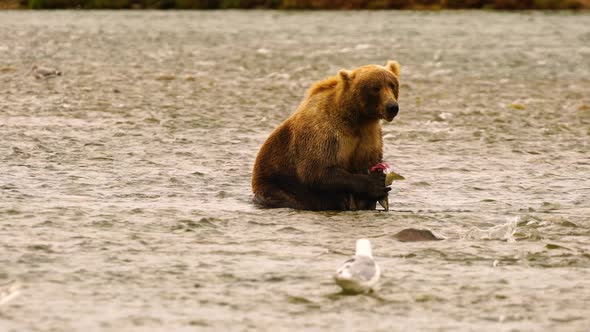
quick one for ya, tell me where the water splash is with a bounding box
[0,280,21,306]
[464,217,519,242]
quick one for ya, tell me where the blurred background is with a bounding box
[1,0,589,9]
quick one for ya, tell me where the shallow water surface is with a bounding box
[1,10,590,332]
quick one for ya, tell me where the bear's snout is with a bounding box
[385,102,399,121]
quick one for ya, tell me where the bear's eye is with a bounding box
[372,86,381,93]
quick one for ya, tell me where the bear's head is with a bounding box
[338,60,400,122]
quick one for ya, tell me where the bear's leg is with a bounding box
[253,184,303,209]
[351,196,378,210]
[254,180,348,211]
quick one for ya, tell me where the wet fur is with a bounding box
[252,61,400,211]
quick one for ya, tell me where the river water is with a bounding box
[1,10,589,332]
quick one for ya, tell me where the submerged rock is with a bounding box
[393,228,442,242]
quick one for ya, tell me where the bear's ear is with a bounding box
[386,60,400,77]
[339,69,352,82]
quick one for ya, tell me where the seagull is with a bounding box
[31,65,62,79]
[333,239,381,294]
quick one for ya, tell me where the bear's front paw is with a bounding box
[366,172,391,200]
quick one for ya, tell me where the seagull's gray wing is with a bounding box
[345,255,377,281]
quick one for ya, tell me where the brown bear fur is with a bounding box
[252,60,401,211]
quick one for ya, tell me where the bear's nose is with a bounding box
[386,102,399,117]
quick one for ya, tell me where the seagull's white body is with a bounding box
[333,239,381,294]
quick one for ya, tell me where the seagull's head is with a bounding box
[355,239,373,258]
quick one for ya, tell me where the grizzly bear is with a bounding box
[252,60,401,211]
